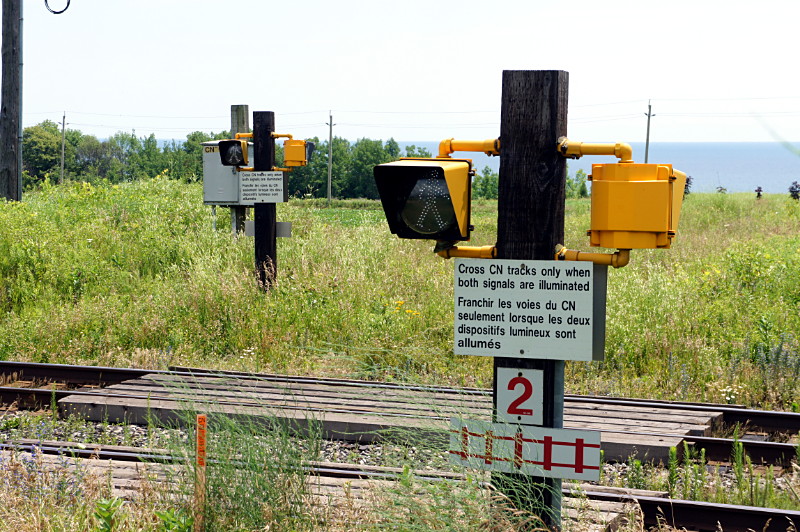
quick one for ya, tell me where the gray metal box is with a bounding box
[202,140,253,206]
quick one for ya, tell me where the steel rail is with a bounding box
[0,360,156,385]
[3,438,797,532]
[0,384,455,422]
[1,382,797,466]
[574,489,800,532]
[0,440,458,481]
[0,441,177,463]
[3,361,800,433]
[567,395,800,433]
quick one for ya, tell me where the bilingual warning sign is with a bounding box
[454,258,606,361]
[239,171,284,204]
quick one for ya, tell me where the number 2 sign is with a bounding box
[497,368,544,426]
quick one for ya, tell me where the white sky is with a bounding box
[15,0,800,144]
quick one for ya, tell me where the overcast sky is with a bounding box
[15,0,800,144]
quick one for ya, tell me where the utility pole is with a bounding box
[326,111,334,206]
[253,111,277,289]
[644,100,654,164]
[59,112,66,184]
[230,104,249,235]
[0,0,22,201]
[494,70,569,529]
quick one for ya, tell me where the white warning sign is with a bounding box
[239,171,284,204]
[454,258,606,361]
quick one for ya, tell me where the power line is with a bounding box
[658,111,800,117]
[570,114,642,123]
[653,95,800,102]
[23,100,800,142]
[65,111,229,119]
[333,109,497,115]
[338,122,500,128]
[570,99,644,108]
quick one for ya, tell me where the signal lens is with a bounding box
[401,171,456,234]
[222,143,245,166]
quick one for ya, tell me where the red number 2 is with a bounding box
[507,376,533,416]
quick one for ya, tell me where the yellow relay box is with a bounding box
[283,139,310,167]
[589,163,687,249]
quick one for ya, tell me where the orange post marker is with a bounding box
[195,414,207,532]
[196,414,207,467]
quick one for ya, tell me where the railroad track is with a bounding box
[1,438,798,532]
[2,361,799,466]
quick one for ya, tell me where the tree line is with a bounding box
[22,120,587,200]
[23,120,229,188]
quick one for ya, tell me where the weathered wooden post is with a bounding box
[0,0,22,202]
[253,111,277,288]
[230,104,250,235]
[493,69,569,527]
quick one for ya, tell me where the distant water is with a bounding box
[400,141,800,194]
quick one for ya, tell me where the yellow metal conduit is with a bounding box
[431,138,499,259]
[557,137,633,164]
[234,132,294,140]
[436,244,629,266]
[236,166,292,172]
[555,245,630,268]
[438,138,500,158]
[436,245,497,259]
[232,133,295,171]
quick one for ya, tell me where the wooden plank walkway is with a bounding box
[59,372,723,462]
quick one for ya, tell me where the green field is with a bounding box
[2,177,800,410]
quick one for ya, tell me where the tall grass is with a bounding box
[2,179,800,409]
[605,439,800,511]
[0,446,195,531]
[169,411,324,531]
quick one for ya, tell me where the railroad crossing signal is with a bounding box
[218,134,315,170]
[374,158,473,241]
[218,139,249,166]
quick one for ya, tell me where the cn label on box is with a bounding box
[454,258,606,361]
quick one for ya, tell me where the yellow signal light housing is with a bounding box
[374,158,473,241]
[283,138,315,167]
[589,163,687,249]
[218,139,249,166]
